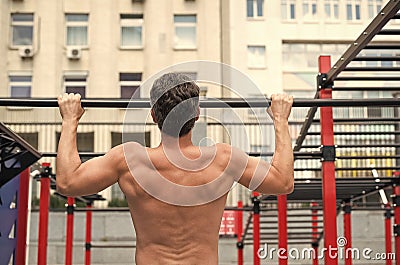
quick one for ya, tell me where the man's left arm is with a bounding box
[56,93,123,196]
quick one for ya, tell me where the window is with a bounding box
[64,73,87,98]
[120,73,142,99]
[120,14,143,48]
[303,0,318,20]
[282,0,296,20]
[247,0,264,18]
[174,15,196,49]
[66,14,88,46]
[19,133,39,149]
[9,74,32,98]
[368,0,383,19]
[11,13,34,46]
[247,45,266,68]
[346,0,361,21]
[324,0,339,20]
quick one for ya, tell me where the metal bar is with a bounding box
[343,201,352,265]
[90,244,136,248]
[394,183,400,265]
[252,192,261,265]
[314,117,400,123]
[15,169,30,265]
[320,56,339,265]
[335,76,400,81]
[394,13,400,19]
[308,131,400,135]
[301,144,400,149]
[337,155,400,160]
[353,56,400,61]
[311,202,319,265]
[278,195,288,265]
[38,163,51,265]
[326,0,400,84]
[237,201,243,265]
[378,29,400,35]
[364,44,400,49]
[332,87,400,91]
[65,197,75,265]
[385,203,393,265]
[344,67,400,71]
[0,97,399,108]
[85,203,93,265]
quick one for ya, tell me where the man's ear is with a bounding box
[195,106,200,121]
[151,109,157,123]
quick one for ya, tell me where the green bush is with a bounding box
[108,198,128,207]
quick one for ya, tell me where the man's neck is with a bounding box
[160,132,194,149]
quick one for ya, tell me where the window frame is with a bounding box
[324,0,339,21]
[119,72,142,99]
[247,0,265,19]
[302,0,318,21]
[120,14,144,49]
[63,72,88,98]
[281,0,297,21]
[247,45,266,69]
[65,13,89,48]
[368,0,383,19]
[8,72,32,98]
[346,0,362,22]
[173,14,197,50]
[10,13,34,48]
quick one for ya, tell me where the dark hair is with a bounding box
[150,73,200,137]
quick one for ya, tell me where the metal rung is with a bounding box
[378,29,400,35]
[314,117,400,123]
[307,131,400,136]
[393,13,400,19]
[353,56,400,61]
[260,220,322,224]
[335,76,400,81]
[332,87,400,91]
[364,44,400,49]
[344,67,400,71]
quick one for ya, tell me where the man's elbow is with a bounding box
[56,180,73,197]
[284,180,294,194]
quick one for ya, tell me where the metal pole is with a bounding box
[319,55,338,265]
[65,197,75,265]
[392,176,400,265]
[237,201,243,265]
[38,163,51,265]
[343,201,352,265]
[252,192,261,265]
[15,168,30,265]
[85,202,93,265]
[278,195,288,265]
[385,203,393,265]
[0,98,398,108]
[311,202,319,265]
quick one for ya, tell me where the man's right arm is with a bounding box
[238,94,294,195]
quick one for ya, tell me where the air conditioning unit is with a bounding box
[19,46,34,58]
[67,47,81,60]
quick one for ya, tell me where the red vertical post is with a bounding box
[318,56,338,265]
[252,191,261,265]
[236,201,243,265]
[65,197,75,265]
[311,202,319,265]
[278,195,288,265]
[15,168,30,265]
[393,181,400,265]
[38,163,51,265]
[385,203,393,265]
[343,201,352,265]
[85,202,93,265]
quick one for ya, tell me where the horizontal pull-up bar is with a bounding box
[0,98,399,108]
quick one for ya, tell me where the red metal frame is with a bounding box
[385,203,392,265]
[253,191,260,265]
[15,168,30,265]
[278,195,288,265]
[38,163,51,265]
[343,202,352,265]
[237,201,243,265]
[65,197,75,265]
[311,202,319,265]
[393,184,400,265]
[85,202,93,265]
[319,55,338,265]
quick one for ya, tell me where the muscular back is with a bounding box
[118,142,238,264]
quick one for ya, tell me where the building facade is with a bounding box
[0,0,397,205]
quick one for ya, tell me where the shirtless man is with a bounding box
[56,73,294,264]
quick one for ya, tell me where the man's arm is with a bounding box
[56,93,123,197]
[238,94,294,195]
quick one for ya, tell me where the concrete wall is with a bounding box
[25,210,392,265]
